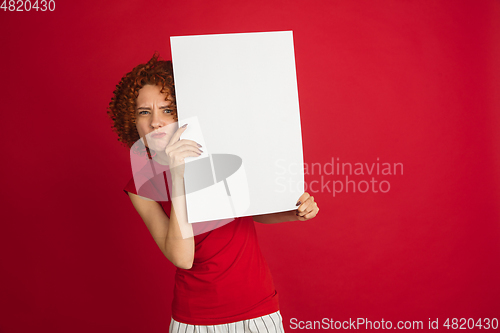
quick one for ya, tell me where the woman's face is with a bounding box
[135,84,178,152]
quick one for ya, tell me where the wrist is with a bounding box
[170,176,185,197]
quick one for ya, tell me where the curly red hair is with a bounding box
[107,52,177,150]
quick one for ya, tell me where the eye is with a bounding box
[138,110,150,115]
[163,109,173,114]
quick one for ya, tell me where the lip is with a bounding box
[151,132,166,139]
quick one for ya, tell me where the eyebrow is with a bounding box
[136,105,173,111]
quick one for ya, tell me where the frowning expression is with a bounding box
[135,84,178,151]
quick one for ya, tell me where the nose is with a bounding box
[150,110,164,129]
[150,120,162,129]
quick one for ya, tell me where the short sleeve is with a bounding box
[123,177,137,196]
[123,171,171,202]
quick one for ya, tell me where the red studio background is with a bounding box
[1,0,499,332]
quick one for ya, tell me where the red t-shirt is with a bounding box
[123,159,279,325]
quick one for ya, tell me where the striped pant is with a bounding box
[169,310,285,333]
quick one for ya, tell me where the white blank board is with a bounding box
[170,31,304,223]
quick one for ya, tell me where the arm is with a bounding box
[127,187,194,269]
[253,192,320,224]
[126,122,201,269]
[166,176,194,268]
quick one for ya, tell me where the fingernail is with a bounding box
[296,201,301,206]
[198,149,203,153]
[197,143,202,147]
[181,123,188,128]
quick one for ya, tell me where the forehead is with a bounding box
[136,85,172,106]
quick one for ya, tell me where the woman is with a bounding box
[108,53,319,332]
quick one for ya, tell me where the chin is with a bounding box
[149,142,168,153]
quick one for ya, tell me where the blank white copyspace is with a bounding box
[186,181,234,223]
[171,31,304,222]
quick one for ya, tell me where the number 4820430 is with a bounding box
[1,0,55,11]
